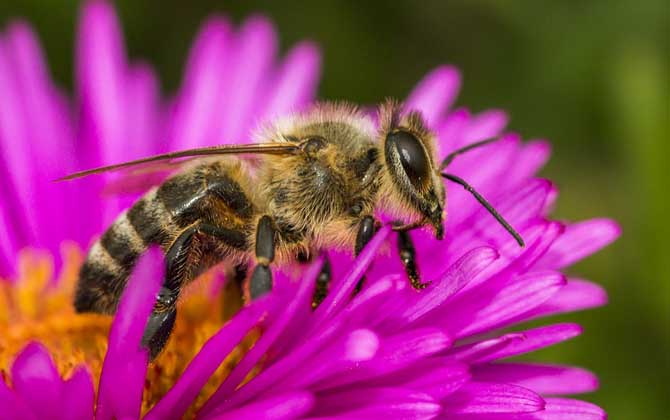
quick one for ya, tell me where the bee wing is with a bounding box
[56,142,299,182]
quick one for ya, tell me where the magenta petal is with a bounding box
[535,398,606,420]
[473,363,599,395]
[315,387,440,417]
[170,17,232,150]
[214,16,277,143]
[462,109,509,143]
[316,328,450,390]
[475,323,583,363]
[311,225,391,325]
[62,366,95,420]
[0,378,35,420]
[76,0,127,164]
[537,218,621,269]
[206,258,324,409]
[146,302,268,420]
[405,65,461,126]
[97,247,164,420]
[260,42,321,120]
[399,246,499,324]
[205,392,314,420]
[10,342,62,417]
[444,382,544,414]
[450,271,566,338]
[525,278,608,320]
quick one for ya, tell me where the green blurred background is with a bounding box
[1,0,667,417]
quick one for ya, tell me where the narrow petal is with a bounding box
[474,323,583,363]
[10,342,62,417]
[503,140,551,188]
[535,398,606,420]
[443,382,544,414]
[360,358,470,400]
[316,328,451,390]
[536,219,621,269]
[310,225,391,325]
[462,109,509,143]
[205,392,314,420]
[315,387,440,417]
[260,41,321,121]
[146,301,268,420]
[169,17,232,150]
[215,16,277,143]
[0,378,35,420]
[473,363,599,395]
[76,0,127,164]
[207,258,323,407]
[436,108,470,154]
[62,366,95,420]
[405,65,461,126]
[525,279,607,320]
[399,246,498,324]
[203,316,348,414]
[448,271,566,338]
[97,247,164,420]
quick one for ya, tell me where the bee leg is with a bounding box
[353,216,376,294]
[143,223,247,358]
[141,225,197,360]
[222,263,247,320]
[397,229,431,290]
[297,250,332,309]
[312,257,332,309]
[249,215,276,300]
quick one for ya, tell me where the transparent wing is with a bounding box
[56,142,299,182]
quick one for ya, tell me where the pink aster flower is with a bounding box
[0,1,619,419]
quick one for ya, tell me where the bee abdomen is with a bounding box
[74,200,168,314]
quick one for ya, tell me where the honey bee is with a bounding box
[61,101,523,358]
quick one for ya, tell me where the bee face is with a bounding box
[379,102,446,239]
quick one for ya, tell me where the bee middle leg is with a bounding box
[142,223,247,359]
[297,250,332,309]
[353,215,377,294]
[249,215,276,300]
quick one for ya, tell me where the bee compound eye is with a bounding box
[387,130,429,188]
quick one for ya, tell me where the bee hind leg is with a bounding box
[142,223,248,359]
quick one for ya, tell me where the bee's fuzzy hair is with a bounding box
[253,101,376,143]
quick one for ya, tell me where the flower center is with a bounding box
[0,244,257,416]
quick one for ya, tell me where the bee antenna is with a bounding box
[441,173,524,247]
[439,138,499,170]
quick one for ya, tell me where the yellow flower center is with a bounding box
[0,244,256,417]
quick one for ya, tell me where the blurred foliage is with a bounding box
[1,0,668,417]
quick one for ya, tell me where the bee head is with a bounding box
[379,101,446,239]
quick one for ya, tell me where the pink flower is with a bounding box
[0,1,618,418]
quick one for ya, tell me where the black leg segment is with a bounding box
[250,215,276,300]
[311,257,332,309]
[397,230,431,290]
[353,216,376,294]
[141,222,249,359]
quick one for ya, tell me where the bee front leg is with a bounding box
[397,229,431,290]
[249,215,276,300]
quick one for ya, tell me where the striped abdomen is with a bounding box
[74,162,256,314]
[74,189,179,314]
